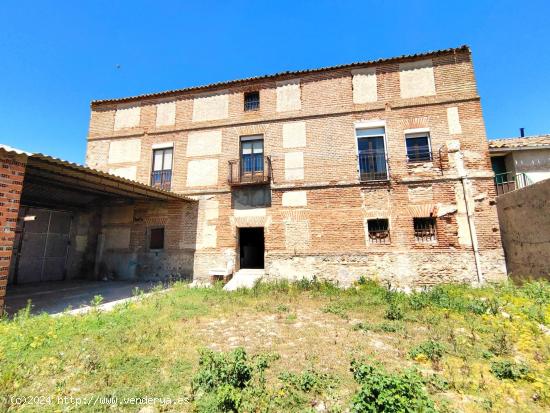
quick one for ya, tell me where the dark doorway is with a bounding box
[239,227,264,269]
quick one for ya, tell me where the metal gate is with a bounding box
[10,207,73,284]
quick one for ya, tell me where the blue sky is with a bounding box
[1,0,549,163]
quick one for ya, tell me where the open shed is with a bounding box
[0,145,197,314]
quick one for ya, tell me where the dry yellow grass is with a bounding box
[1,279,549,412]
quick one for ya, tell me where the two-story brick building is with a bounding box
[83,45,506,288]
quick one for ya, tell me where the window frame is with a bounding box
[151,147,173,172]
[355,126,389,182]
[244,91,260,111]
[240,135,264,174]
[413,217,437,243]
[405,132,432,163]
[150,147,173,190]
[149,226,165,250]
[366,218,391,244]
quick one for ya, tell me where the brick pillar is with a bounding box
[0,149,27,313]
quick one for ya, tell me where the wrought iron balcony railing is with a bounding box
[359,151,389,181]
[406,145,433,162]
[151,170,172,190]
[228,156,272,186]
[494,172,532,195]
[227,156,272,185]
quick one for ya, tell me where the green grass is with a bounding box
[1,279,549,412]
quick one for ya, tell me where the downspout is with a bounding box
[460,175,484,285]
[451,141,483,285]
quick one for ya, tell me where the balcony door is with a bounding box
[151,147,173,190]
[240,136,264,178]
[357,127,388,181]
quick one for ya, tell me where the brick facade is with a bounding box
[86,46,507,287]
[98,200,198,280]
[0,150,27,309]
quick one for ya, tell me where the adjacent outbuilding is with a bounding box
[0,145,197,314]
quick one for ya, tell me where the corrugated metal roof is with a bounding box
[91,45,470,105]
[0,144,194,202]
[488,135,550,150]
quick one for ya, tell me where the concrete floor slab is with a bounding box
[4,280,166,315]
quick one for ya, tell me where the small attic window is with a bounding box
[244,91,260,111]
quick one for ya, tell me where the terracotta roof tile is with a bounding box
[91,45,470,106]
[488,135,550,150]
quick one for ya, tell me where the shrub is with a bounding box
[192,347,253,392]
[467,299,490,315]
[191,348,277,412]
[490,360,530,381]
[409,293,430,310]
[489,329,513,356]
[90,295,104,307]
[322,302,349,319]
[520,281,550,305]
[425,373,449,392]
[419,285,500,315]
[353,321,404,334]
[522,303,547,324]
[409,340,446,364]
[350,361,436,413]
[279,368,337,394]
[215,384,242,412]
[384,302,404,321]
[275,304,289,313]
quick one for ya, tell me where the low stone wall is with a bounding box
[497,178,550,280]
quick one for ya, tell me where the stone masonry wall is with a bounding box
[496,178,550,280]
[0,149,26,312]
[98,200,198,281]
[86,47,507,286]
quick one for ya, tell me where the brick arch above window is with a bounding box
[407,204,437,218]
[144,217,169,226]
[398,116,430,130]
[235,124,269,136]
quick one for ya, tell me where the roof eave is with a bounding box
[90,45,471,106]
[489,146,550,152]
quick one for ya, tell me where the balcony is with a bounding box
[494,172,532,195]
[151,170,172,191]
[228,156,272,186]
[406,145,433,163]
[359,151,389,181]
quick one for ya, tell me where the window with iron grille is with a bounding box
[356,127,388,181]
[151,148,173,190]
[406,133,432,162]
[367,218,390,244]
[149,227,165,250]
[244,91,260,111]
[413,217,436,242]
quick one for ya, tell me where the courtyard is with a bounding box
[1,280,548,412]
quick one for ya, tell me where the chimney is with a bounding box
[520,127,525,137]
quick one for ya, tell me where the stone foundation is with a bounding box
[266,250,506,289]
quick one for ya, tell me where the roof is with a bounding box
[488,135,550,151]
[91,45,470,105]
[0,144,193,202]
